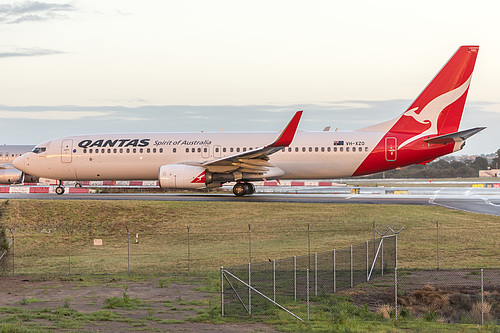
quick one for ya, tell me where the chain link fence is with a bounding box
[222,234,397,319]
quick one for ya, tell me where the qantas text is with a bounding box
[78,139,150,148]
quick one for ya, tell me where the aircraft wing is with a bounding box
[0,164,14,170]
[423,127,486,145]
[199,111,303,176]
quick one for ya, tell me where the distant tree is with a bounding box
[490,149,500,169]
[470,156,489,171]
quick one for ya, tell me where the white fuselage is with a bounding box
[15,131,385,181]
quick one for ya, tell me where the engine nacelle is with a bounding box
[158,164,209,189]
[0,169,24,184]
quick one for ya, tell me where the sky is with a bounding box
[0,0,499,155]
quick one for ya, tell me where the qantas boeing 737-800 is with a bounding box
[14,46,485,196]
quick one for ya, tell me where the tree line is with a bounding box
[366,149,500,179]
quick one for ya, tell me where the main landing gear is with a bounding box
[55,180,65,195]
[232,182,256,197]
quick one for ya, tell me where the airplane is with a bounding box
[14,45,485,196]
[0,145,37,184]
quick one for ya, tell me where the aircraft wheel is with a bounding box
[247,183,256,195]
[233,183,247,197]
[55,186,65,195]
[75,182,82,188]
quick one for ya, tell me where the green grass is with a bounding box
[0,199,499,275]
[0,199,499,331]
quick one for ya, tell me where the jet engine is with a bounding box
[158,164,211,189]
[0,169,24,184]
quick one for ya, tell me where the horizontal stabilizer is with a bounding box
[423,127,486,145]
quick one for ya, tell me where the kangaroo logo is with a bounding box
[399,75,472,149]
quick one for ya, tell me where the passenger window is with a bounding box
[153,148,157,153]
[160,148,163,153]
[113,148,117,153]
[340,147,343,152]
[309,147,312,152]
[108,149,111,153]
[126,148,130,153]
[204,147,208,153]
[89,149,93,153]
[83,149,87,154]
[133,148,136,153]
[215,147,219,153]
[230,147,234,153]
[222,147,226,153]
[346,147,350,152]
[327,147,331,152]
[236,148,240,152]
[315,147,318,152]
[147,148,150,153]
[186,148,189,153]
[353,147,356,152]
[365,147,369,152]
[243,147,247,152]
[198,148,201,153]
[295,147,299,152]
[120,148,123,153]
[321,147,325,152]
[302,147,306,152]
[140,148,143,153]
[173,148,176,153]
[334,147,337,152]
[288,147,292,152]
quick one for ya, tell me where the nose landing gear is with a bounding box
[55,180,65,195]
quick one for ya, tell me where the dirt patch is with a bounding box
[341,269,500,323]
[0,275,278,332]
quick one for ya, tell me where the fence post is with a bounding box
[481,268,484,325]
[366,241,369,281]
[248,262,251,315]
[333,249,336,293]
[381,238,384,276]
[395,267,398,322]
[307,223,311,272]
[294,255,297,302]
[436,219,440,270]
[221,266,224,317]
[273,259,276,302]
[350,245,353,288]
[306,268,310,321]
[8,228,14,276]
[314,253,318,296]
[126,225,130,275]
[187,225,190,272]
[66,227,71,275]
[248,224,251,264]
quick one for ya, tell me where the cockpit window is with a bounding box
[32,147,47,154]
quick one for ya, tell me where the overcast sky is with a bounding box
[0,0,499,155]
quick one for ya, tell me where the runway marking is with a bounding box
[482,198,500,207]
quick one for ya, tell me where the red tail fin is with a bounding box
[394,46,479,138]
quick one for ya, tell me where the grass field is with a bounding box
[1,199,499,332]
[0,199,499,275]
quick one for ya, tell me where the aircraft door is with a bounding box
[61,139,73,163]
[202,145,210,159]
[385,137,397,162]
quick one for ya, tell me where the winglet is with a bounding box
[269,111,303,147]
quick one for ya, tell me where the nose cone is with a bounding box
[13,154,27,172]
